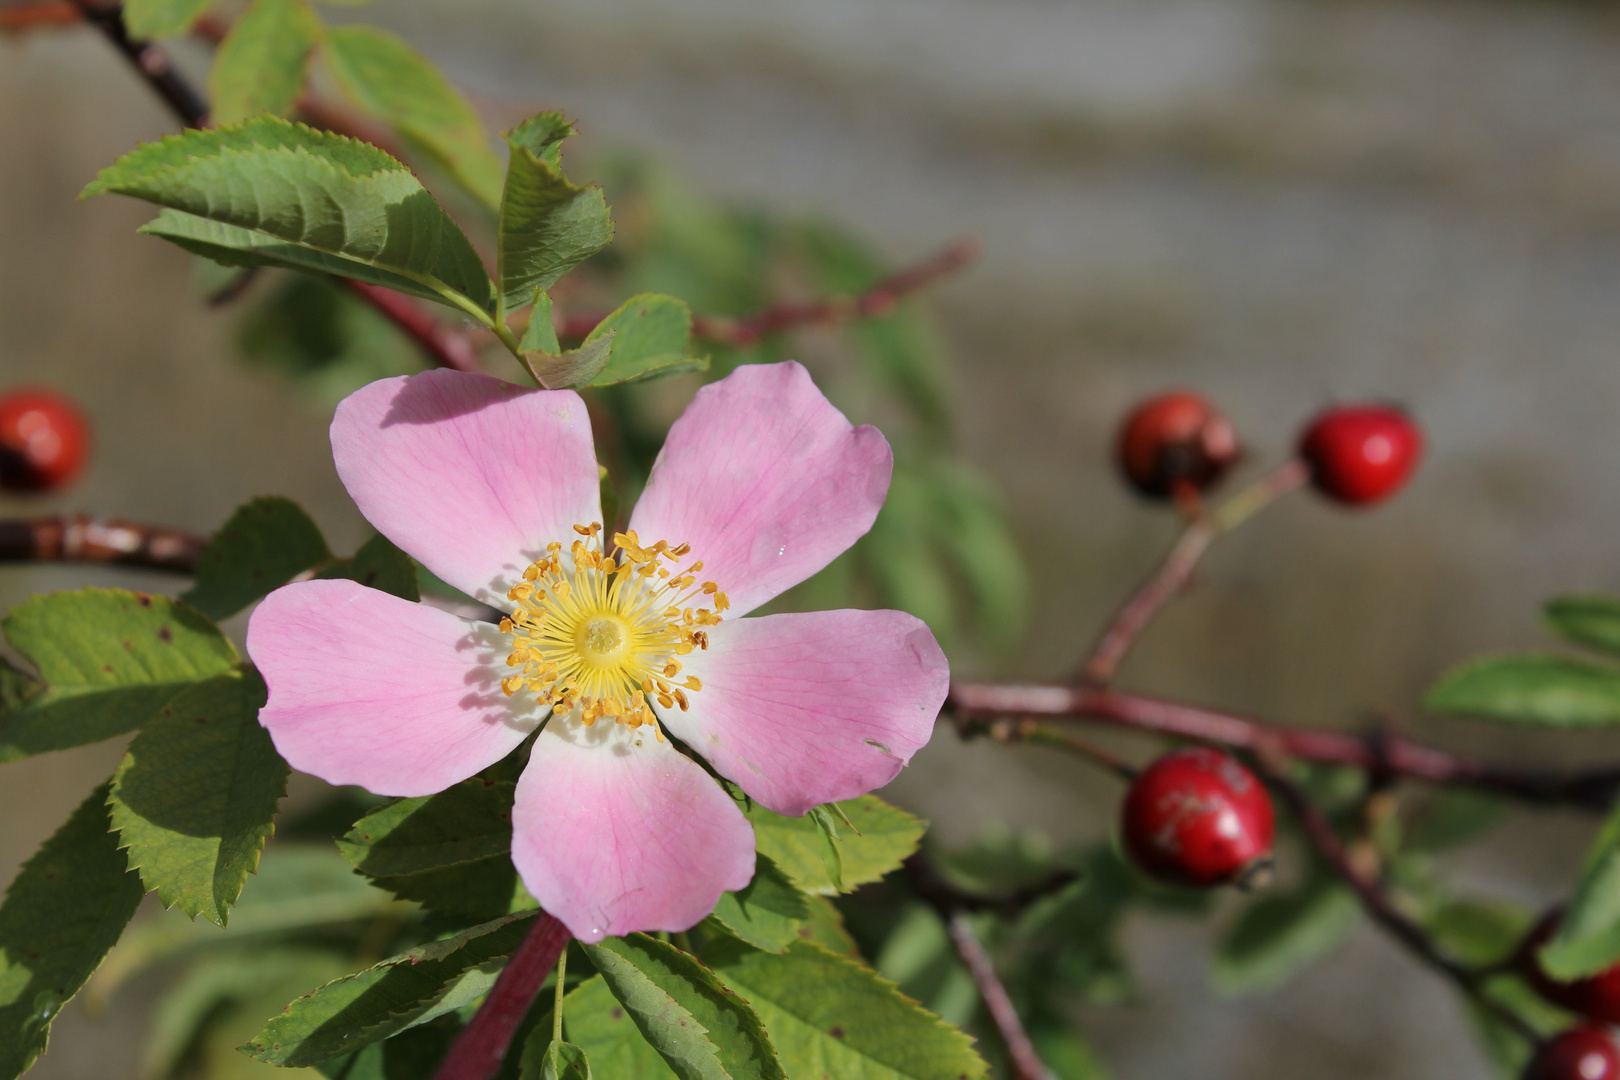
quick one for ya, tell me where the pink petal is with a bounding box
[511,716,755,943]
[246,579,544,796]
[662,609,948,817]
[331,370,601,607]
[627,362,891,616]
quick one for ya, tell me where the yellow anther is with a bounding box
[574,523,593,536]
[683,677,703,691]
[499,617,514,633]
[715,593,730,611]
[673,689,689,711]
[702,582,718,594]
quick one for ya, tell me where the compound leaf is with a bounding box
[108,668,287,925]
[0,588,238,762]
[0,782,145,1080]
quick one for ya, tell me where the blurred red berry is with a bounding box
[0,388,89,494]
[1520,911,1620,1024]
[1298,404,1421,506]
[1121,746,1275,888]
[1116,391,1238,500]
[1524,1027,1620,1080]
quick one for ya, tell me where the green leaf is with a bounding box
[743,796,925,895]
[582,933,784,1080]
[1212,870,1359,995]
[872,905,976,1027]
[0,782,145,1080]
[1543,798,1620,979]
[520,290,562,355]
[0,588,239,762]
[807,805,847,891]
[798,897,859,956]
[520,1039,592,1080]
[208,0,320,126]
[1426,899,1533,969]
[370,856,535,924]
[1404,790,1505,854]
[182,495,332,620]
[497,112,614,311]
[339,779,515,877]
[86,117,495,318]
[238,274,423,403]
[321,25,505,210]
[245,910,540,1066]
[583,294,702,387]
[124,0,214,37]
[523,331,616,391]
[316,532,421,602]
[108,668,286,925]
[1029,1028,1110,1080]
[563,976,678,1080]
[702,938,988,1080]
[1425,655,1620,726]
[705,855,811,953]
[1546,596,1620,658]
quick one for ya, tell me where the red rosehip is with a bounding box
[1115,391,1238,500]
[0,388,90,493]
[1298,404,1421,506]
[1524,1028,1620,1080]
[1121,746,1275,888]
[1520,911,1620,1024]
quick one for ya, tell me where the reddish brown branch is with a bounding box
[0,515,204,573]
[68,0,208,127]
[1255,758,1539,1042]
[0,0,79,31]
[557,238,979,348]
[432,913,571,1080]
[945,912,1056,1080]
[949,683,1620,810]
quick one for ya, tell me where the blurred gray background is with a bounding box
[5,0,1620,1075]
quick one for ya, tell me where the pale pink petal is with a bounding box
[511,715,755,943]
[246,579,545,796]
[662,609,948,817]
[627,361,891,616]
[331,370,601,607]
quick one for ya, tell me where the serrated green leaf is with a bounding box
[314,1016,464,1080]
[497,112,614,311]
[371,856,535,923]
[0,588,239,761]
[519,1038,591,1080]
[108,668,286,926]
[245,910,539,1066]
[86,117,495,318]
[807,805,847,891]
[1542,798,1620,980]
[209,0,320,126]
[339,779,514,877]
[564,976,678,1080]
[182,496,332,620]
[1546,596,1620,658]
[1425,654,1620,726]
[872,905,976,1027]
[523,331,615,391]
[1212,870,1358,995]
[0,782,145,1080]
[744,796,924,895]
[582,933,783,1080]
[706,855,810,953]
[520,290,562,355]
[798,897,859,956]
[583,294,697,387]
[1425,899,1533,968]
[703,938,988,1080]
[124,0,214,37]
[315,532,421,602]
[321,25,505,210]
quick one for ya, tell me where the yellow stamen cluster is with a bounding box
[499,523,728,730]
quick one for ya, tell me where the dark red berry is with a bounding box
[1121,746,1275,888]
[1520,911,1620,1024]
[1116,391,1238,499]
[1298,404,1421,506]
[1524,1027,1620,1080]
[0,388,89,493]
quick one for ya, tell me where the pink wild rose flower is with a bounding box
[246,361,948,942]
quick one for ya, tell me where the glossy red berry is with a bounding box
[1115,391,1238,499]
[1121,746,1275,888]
[0,388,90,493]
[1520,912,1620,1024]
[1524,1027,1620,1080]
[1298,404,1421,506]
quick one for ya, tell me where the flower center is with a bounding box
[499,523,728,730]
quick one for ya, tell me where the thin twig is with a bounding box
[0,0,79,31]
[977,716,1137,780]
[1083,459,1308,685]
[431,913,572,1080]
[945,913,1056,1080]
[0,515,204,573]
[949,684,1620,810]
[68,0,209,126]
[556,238,980,348]
[1253,756,1540,1044]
